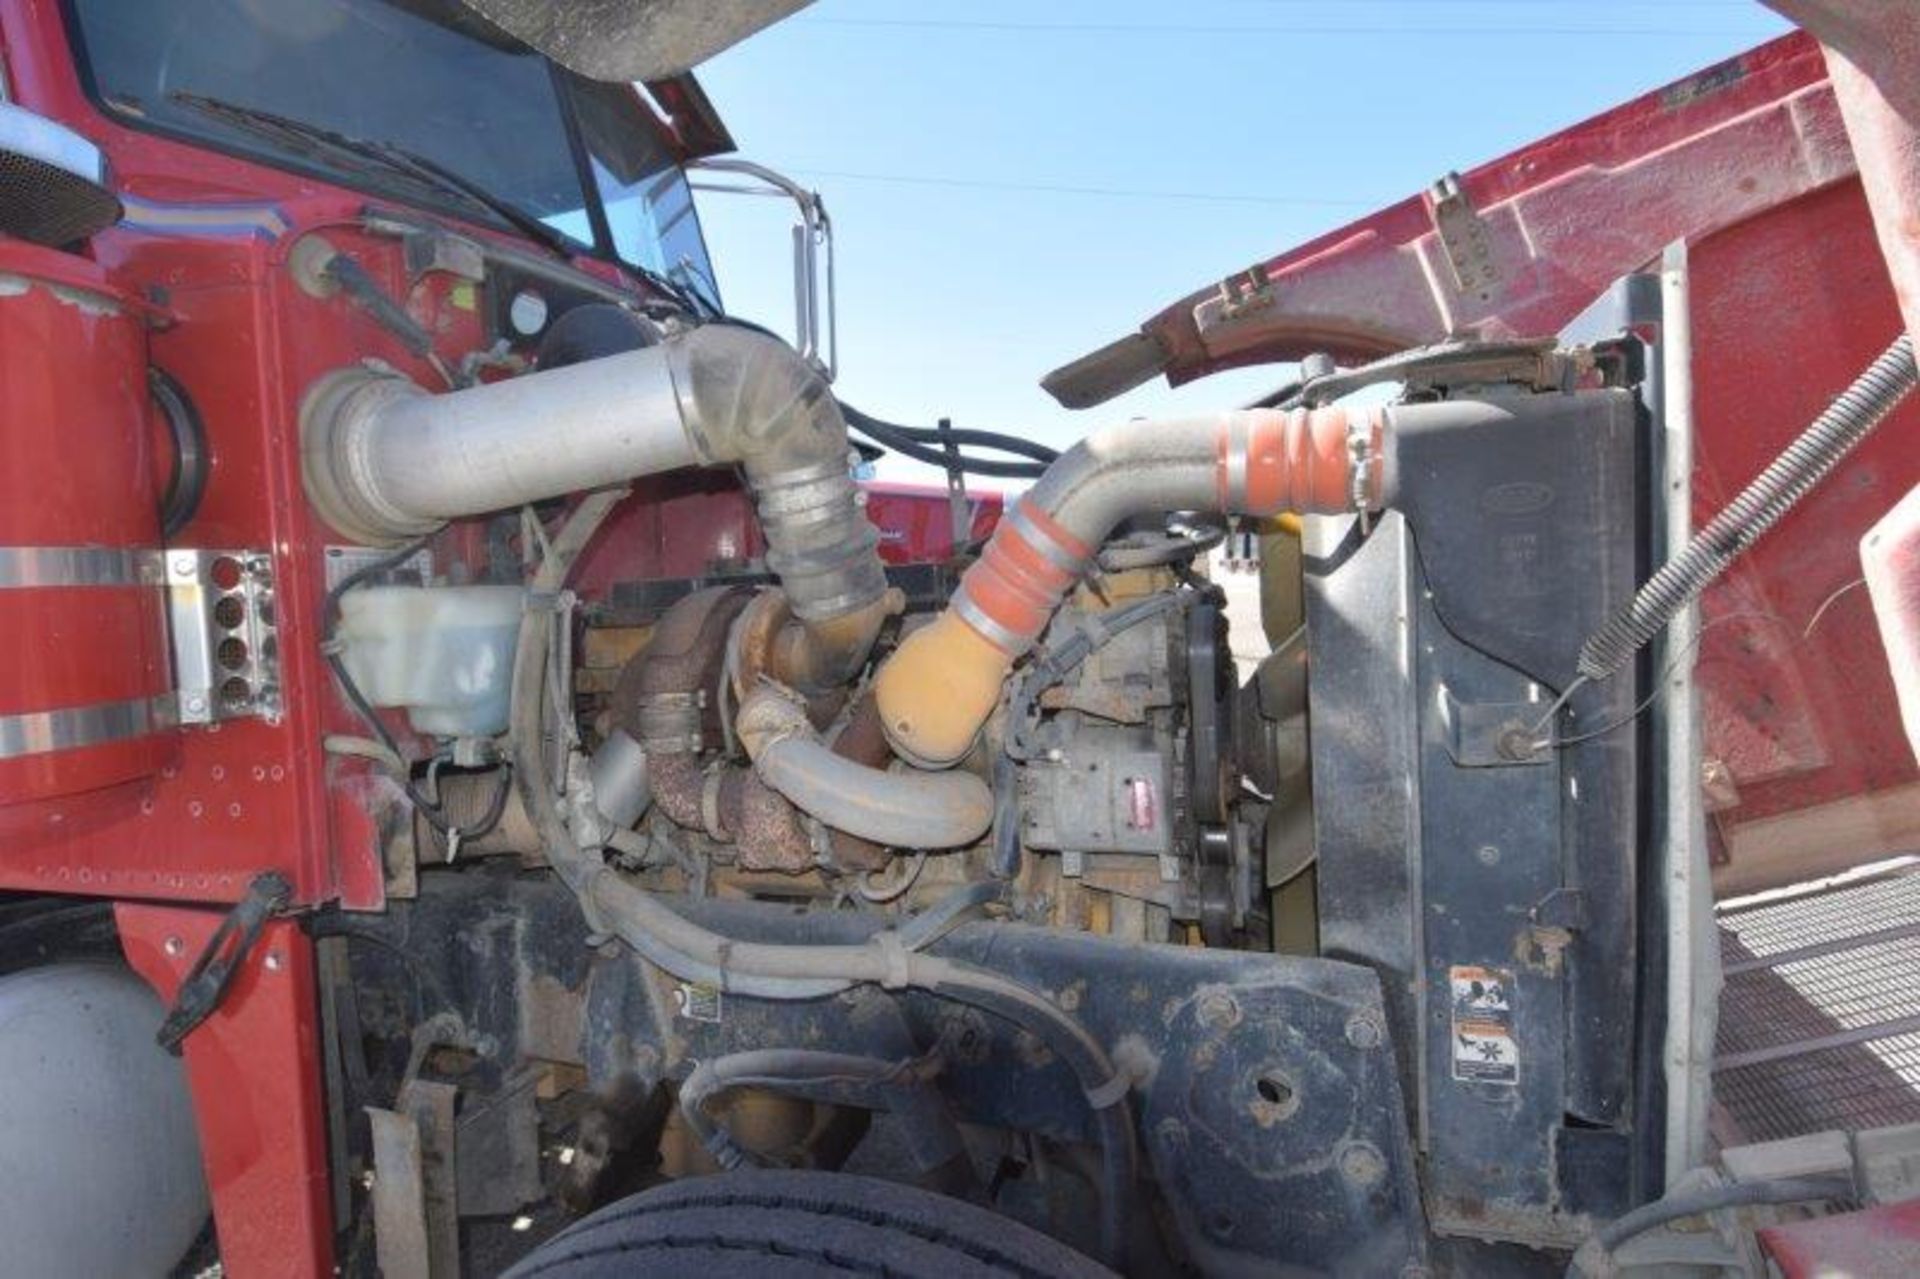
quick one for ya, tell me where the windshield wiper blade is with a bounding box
[357,139,572,258]
[169,92,573,258]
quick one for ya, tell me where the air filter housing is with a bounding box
[0,102,120,246]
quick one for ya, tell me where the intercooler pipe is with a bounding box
[302,323,892,686]
[875,405,1385,765]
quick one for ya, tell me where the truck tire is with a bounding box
[504,1169,1117,1279]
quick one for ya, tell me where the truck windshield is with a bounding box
[65,0,715,295]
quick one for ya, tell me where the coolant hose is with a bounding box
[735,686,994,849]
[507,508,1137,1268]
[875,405,1382,765]
[1577,334,1917,682]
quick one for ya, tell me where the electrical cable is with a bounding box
[1534,594,1859,752]
[1567,1174,1854,1277]
[321,535,455,830]
[702,316,1057,480]
[1577,334,1916,682]
[1006,592,1189,758]
[840,405,1060,463]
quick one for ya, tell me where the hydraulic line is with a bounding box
[840,402,1056,479]
[1577,334,1916,683]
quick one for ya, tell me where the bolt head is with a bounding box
[163,936,185,958]
[1345,1013,1384,1050]
[1196,987,1241,1030]
[1338,1141,1386,1187]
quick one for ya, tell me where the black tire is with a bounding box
[502,1169,1116,1279]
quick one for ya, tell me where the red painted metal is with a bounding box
[118,904,334,1279]
[0,0,1902,1270]
[864,481,1004,564]
[1098,33,1849,385]
[1760,1198,1920,1278]
[1071,28,1919,880]
[1767,2,1920,352]
[0,245,173,841]
[1863,484,1920,763]
[1686,179,1920,840]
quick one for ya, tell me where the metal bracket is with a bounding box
[163,548,280,725]
[688,157,836,379]
[1531,887,1590,932]
[1440,689,1551,768]
[1214,264,1276,322]
[155,870,293,1053]
[1428,171,1503,301]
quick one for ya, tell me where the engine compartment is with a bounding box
[303,299,1661,1275]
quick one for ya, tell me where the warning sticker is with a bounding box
[674,981,722,1024]
[1449,965,1519,1086]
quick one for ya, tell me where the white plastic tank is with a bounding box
[336,585,525,738]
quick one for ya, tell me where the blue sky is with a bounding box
[690,0,1794,486]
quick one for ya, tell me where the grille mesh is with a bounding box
[0,148,120,247]
[1715,866,1920,1143]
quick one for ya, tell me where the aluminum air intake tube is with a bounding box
[303,323,890,682]
[875,406,1385,766]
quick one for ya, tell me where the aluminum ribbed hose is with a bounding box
[1577,334,1917,682]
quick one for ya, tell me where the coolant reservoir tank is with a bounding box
[336,586,525,738]
[0,245,172,839]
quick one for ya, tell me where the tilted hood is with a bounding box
[460,0,811,81]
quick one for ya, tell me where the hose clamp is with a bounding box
[873,930,912,990]
[1083,1070,1133,1111]
[635,690,704,754]
[1004,502,1087,576]
[1347,416,1378,530]
[953,590,1029,654]
[1224,413,1252,510]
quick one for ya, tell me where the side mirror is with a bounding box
[688,158,836,381]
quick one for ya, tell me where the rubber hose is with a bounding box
[1577,335,1916,681]
[680,1050,916,1170]
[506,505,1135,1267]
[1566,1174,1853,1277]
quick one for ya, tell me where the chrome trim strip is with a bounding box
[0,101,109,186]
[0,546,159,589]
[0,695,169,761]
